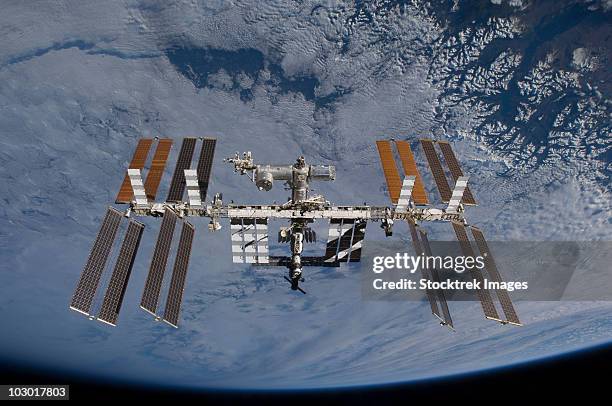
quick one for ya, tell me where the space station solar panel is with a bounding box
[230,218,243,263]
[376,140,402,204]
[166,138,197,202]
[70,207,123,315]
[348,220,366,262]
[407,219,439,318]
[451,221,500,321]
[254,218,269,264]
[336,219,355,263]
[325,218,362,263]
[437,141,476,205]
[395,141,429,205]
[163,221,195,328]
[116,139,153,204]
[324,218,343,261]
[244,229,258,264]
[407,218,422,255]
[140,208,178,315]
[144,138,173,201]
[419,228,454,329]
[196,138,216,202]
[420,139,452,203]
[230,217,269,264]
[97,220,144,326]
[471,227,521,326]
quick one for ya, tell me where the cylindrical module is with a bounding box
[255,170,274,191]
[254,165,292,191]
[291,165,310,202]
[309,165,336,181]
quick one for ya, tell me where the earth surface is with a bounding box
[0,0,610,390]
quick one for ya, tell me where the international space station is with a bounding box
[70,136,521,330]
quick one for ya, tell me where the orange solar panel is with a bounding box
[144,139,173,201]
[438,141,477,205]
[395,140,429,205]
[116,139,153,204]
[376,140,402,204]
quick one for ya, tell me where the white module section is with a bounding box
[127,169,148,206]
[447,176,469,213]
[184,169,202,207]
[396,176,416,212]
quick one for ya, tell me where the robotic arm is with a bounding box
[224,151,256,175]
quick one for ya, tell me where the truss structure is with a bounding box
[70,136,521,329]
